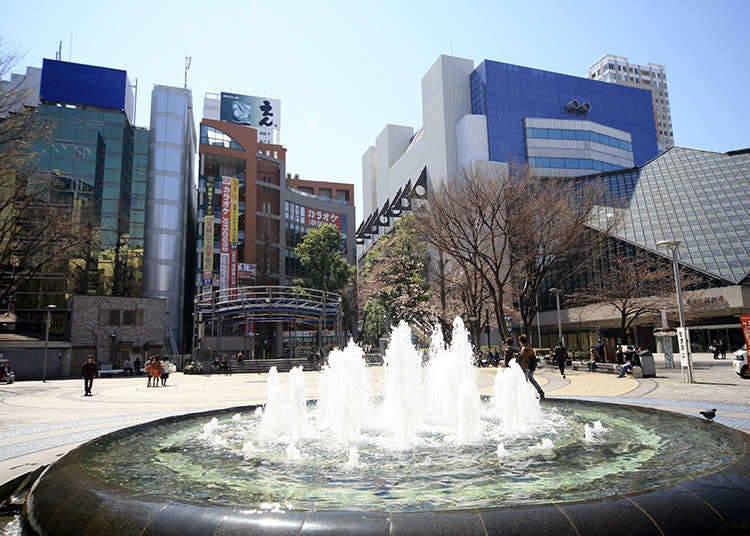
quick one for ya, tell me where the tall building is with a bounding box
[0,59,196,374]
[196,92,356,297]
[588,54,674,152]
[358,55,659,256]
[6,59,146,335]
[143,85,197,353]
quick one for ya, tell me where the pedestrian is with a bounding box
[595,339,606,363]
[160,359,170,386]
[236,351,244,364]
[718,339,726,359]
[615,345,624,365]
[503,337,515,367]
[150,355,162,387]
[81,355,98,397]
[617,352,641,378]
[123,358,133,376]
[586,347,598,372]
[133,357,141,375]
[517,334,545,400]
[553,340,568,379]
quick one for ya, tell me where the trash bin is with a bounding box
[638,350,656,377]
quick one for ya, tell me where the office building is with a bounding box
[358,54,659,255]
[0,59,196,374]
[588,54,674,152]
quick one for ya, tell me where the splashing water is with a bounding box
[584,420,607,442]
[493,360,544,433]
[318,340,369,443]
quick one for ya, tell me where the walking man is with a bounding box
[81,355,98,397]
[517,334,545,400]
[553,340,568,379]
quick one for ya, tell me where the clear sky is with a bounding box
[4,0,749,219]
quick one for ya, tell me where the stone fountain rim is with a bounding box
[23,399,750,535]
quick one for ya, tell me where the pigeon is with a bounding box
[699,409,716,422]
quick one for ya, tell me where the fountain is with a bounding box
[23,319,750,534]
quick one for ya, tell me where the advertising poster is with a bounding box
[741,315,750,352]
[305,208,342,230]
[220,92,280,143]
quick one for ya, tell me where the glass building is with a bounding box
[538,146,750,353]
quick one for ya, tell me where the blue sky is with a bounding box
[4,0,749,216]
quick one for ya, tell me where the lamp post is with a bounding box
[42,304,56,382]
[656,239,694,383]
[549,288,563,346]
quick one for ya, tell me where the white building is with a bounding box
[357,55,506,260]
[588,54,674,152]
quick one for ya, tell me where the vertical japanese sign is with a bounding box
[219,177,231,290]
[202,215,214,283]
[741,315,750,353]
[202,178,214,284]
[676,327,691,368]
[230,178,239,245]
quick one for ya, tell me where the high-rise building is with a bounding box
[0,59,197,373]
[358,55,659,256]
[588,54,674,152]
[143,85,197,353]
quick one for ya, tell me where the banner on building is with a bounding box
[741,315,750,353]
[220,92,280,144]
[229,249,238,289]
[305,208,342,230]
[202,215,214,284]
[219,177,231,290]
[230,178,239,245]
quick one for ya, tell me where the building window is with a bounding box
[199,125,245,151]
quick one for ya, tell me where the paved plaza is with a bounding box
[1,353,748,487]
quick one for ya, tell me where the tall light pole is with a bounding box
[549,288,563,346]
[656,239,694,383]
[42,304,56,382]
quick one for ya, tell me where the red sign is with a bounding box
[305,208,342,230]
[741,315,750,353]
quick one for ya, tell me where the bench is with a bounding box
[99,368,124,377]
[215,358,311,374]
[571,361,622,374]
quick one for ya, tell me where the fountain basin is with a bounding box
[24,400,750,535]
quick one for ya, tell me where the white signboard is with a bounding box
[676,327,691,368]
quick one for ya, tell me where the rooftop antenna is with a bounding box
[69,33,73,61]
[56,41,62,60]
[184,56,192,89]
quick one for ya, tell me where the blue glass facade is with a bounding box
[470,60,659,168]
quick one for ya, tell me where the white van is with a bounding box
[733,348,748,378]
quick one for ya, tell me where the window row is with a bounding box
[525,127,632,152]
[529,157,625,172]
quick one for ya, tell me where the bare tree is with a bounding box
[414,166,515,339]
[568,250,694,342]
[506,168,617,329]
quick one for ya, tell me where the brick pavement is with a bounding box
[1,352,747,487]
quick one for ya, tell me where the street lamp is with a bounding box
[549,288,563,346]
[42,304,56,382]
[656,239,694,383]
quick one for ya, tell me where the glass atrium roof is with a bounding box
[592,147,750,285]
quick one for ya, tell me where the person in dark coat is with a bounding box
[81,355,98,396]
[553,341,568,379]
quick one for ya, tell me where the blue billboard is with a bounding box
[40,59,130,117]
